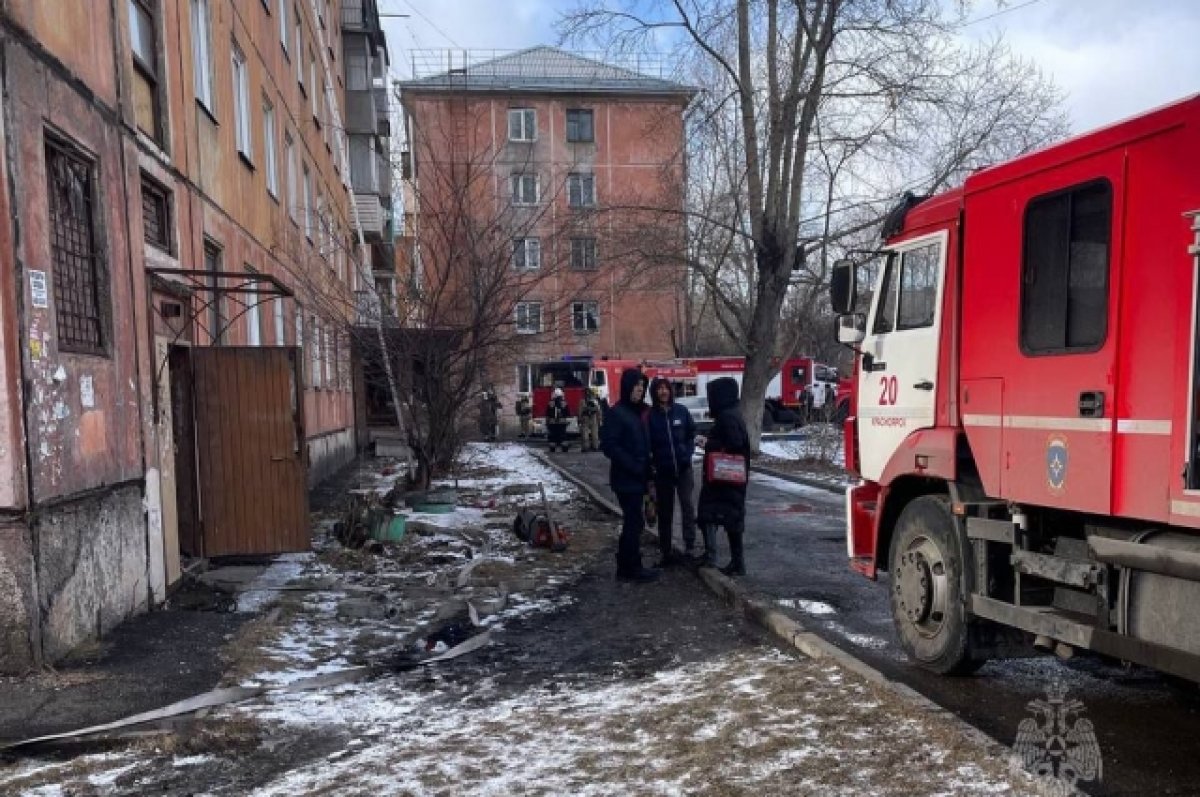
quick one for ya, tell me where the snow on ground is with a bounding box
[446,442,574,502]
[221,648,1034,797]
[236,553,314,613]
[759,427,845,468]
[751,471,847,500]
[778,598,838,616]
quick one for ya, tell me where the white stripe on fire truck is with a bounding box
[1116,419,1172,435]
[1171,500,1200,518]
[961,415,1170,434]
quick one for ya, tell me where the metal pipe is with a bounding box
[1090,535,1200,583]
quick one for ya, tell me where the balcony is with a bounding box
[345,89,378,135]
[354,193,386,240]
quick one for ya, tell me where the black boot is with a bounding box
[721,527,746,576]
[700,524,718,568]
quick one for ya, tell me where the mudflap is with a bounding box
[847,482,881,579]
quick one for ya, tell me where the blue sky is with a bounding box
[380,0,1200,133]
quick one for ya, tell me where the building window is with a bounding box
[279,0,289,57]
[191,0,215,113]
[515,302,543,334]
[203,239,225,344]
[311,316,322,387]
[568,173,596,208]
[129,0,165,146]
[566,109,594,143]
[245,268,262,346]
[274,296,286,344]
[46,137,108,355]
[310,50,319,119]
[513,238,541,271]
[516,363,533,394]
[263,99,278,197]
[507,108,536,142]
[324,326,334,386]
[141,176,172,253]
[346,38,368,90]
[572,300,600,334]
[285,133,297,223]
[511,174,538,206]
[295,307,304,357]
[295,14,304,89]
[1020,180,1112,354]
[302,163,312,240]
[570,237,597,271]
[232,43,252,161]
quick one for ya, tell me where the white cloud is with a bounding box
[960,0,1200,132]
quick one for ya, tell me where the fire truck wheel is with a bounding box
[889,495,982,675]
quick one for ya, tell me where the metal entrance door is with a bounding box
[181,346,309,557]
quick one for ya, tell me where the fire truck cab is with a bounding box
[832,95,1200,680]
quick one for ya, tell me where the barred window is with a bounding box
[47,137,108,355]
[141,176,171,252]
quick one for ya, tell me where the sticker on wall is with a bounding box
[29,270,48,308]
[1046,435,1069,495]
[80,375,95,408]
[29,338,42,360]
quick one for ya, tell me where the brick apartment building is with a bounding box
[0,0,391,673]
[396,47,694,409]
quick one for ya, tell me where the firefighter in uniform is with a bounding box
[545,388,571,453]
[578,388,603,452]
[515,393,532,439]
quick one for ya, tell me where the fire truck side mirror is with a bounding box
[830,259,857,314]
[837,313,867,345]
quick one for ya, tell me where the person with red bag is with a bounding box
[696,376,751,575]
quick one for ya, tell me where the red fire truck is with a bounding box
[528,357,697,435]
[831,95,1200,680]
[684,356,842,423]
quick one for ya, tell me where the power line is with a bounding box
[956,0,1047,29]
[397,0,462,48]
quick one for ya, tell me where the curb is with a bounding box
[749,463,847,495]
[534,450,1077,797]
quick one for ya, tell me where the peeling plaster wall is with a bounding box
[34,485,147,663]
[307,428,355,487]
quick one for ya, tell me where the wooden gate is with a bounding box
[175,346,309,557]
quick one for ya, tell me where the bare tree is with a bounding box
[562,0,1068,449]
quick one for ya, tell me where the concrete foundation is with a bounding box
[308,428,356,487]
[0,520,39,672]
[0,485,150,672]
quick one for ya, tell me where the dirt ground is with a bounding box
[0,444,1049,796]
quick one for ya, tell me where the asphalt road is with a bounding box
[546,446,1200,797]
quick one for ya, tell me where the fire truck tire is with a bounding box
[888,495,983,675]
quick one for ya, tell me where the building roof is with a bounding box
[398,46,696,98]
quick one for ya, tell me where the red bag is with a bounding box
[706,452,747,485]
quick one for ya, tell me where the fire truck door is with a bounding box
[857,232,948,482]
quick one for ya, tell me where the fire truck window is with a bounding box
[896,243,940,330]
[591,371,605,387]
[1021,180,1112,353]
[791,366,807,384]
[872,256,897,334]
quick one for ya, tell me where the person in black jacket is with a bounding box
[646,377,697,566]
[600,368,659,583]
[545,388,571,453]
[696,376,751,575]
